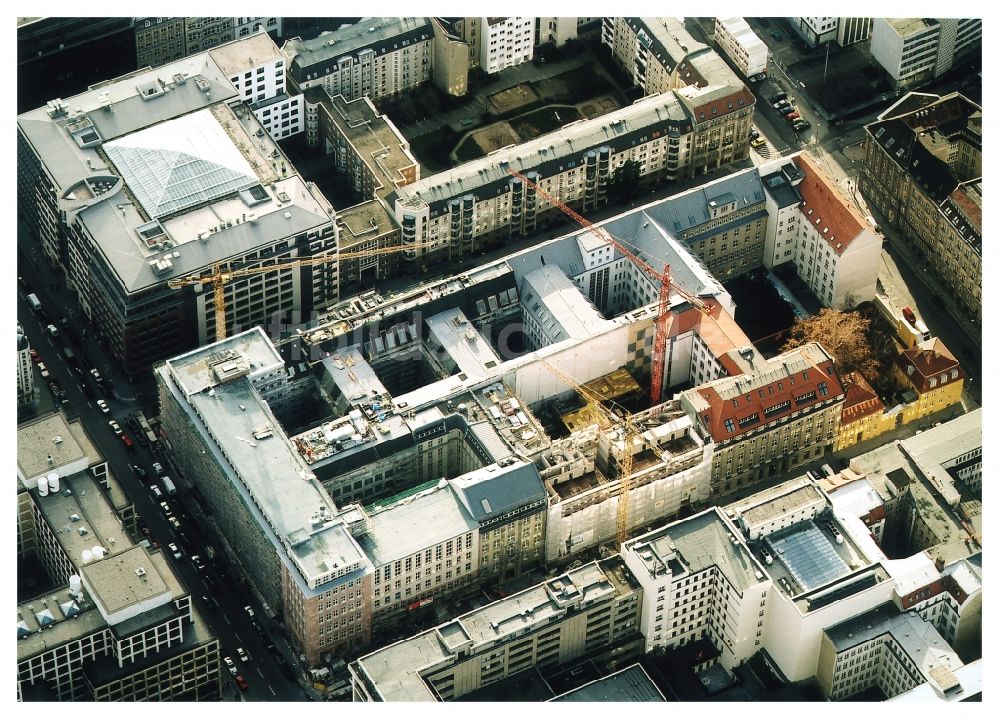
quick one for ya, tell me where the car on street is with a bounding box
[793,120,811,131]
[131,463,148,480]
[121,434,135,451]
[168,542,182,560]
[96,399,110,413]
[786,111,800,120]
[191,554,206,571]
[47,324,59,337]
[38,362,50,380]
[151,485,163,499]
[224,656,237,676]
[152,462,164,476]
[235,674,249,691]
[159,501,172,515]
[772,99,789,109]
[108,420,122,435]
[30,348,40,362]
[168,515,181,530]
[90,368,102,381]
[769,91,787,104]
[748,72,767,83]
[749,128,760,140]
[779,105,795,116]
[237,647,249,663]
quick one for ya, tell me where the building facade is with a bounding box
[714,18,768,77]
[680,343,846,496]
[283,18,434,102]
[892,338,964,422]
[17,324,34,409]
[135,17,187,68]
[479,17,534,74]
[350,558,643,701]
[870,18,982,89]
[859,92,981,322]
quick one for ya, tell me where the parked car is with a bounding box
[159,501,172,516]
[749,128,760,139]
[108,420,122,435]
[47,324,59,338]
[96,399,110,414]
[131,463,148,480]
[38,362,50,380]
[786,111,800,120]
[152,462,164,476]
[769,91,787,103]
[235,674,248,691]
[751,136,766,148]
[237,647,249,663]
[793,120,811,131]
[168,516,181,530]
[151,485,163,500]
[121,434,135,451]
[224,656,237,676]
[748,72,767,83]
[191,554,206,571]
[30,348,40,362]
[779,105,795,116]
[773,99,789,109]
[168,542,182,560]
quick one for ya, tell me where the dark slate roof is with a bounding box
[760,168,802,209]
[450,460,546,524]
[551,664,665,702]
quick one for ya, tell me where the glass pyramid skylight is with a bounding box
[105,108,258,219]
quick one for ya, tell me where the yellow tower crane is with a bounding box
[541,360,640,548]
[167,241,440,341]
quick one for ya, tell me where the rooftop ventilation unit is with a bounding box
[135,567,147,578]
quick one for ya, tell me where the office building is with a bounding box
[870,18,982,89]
[860,91,981,322]
[350,557,642,701]
[817,604,967,700]
[790,17,840,46]
[17,324,35,410]
[16,413,220,701]
[283,18,435,101]
[622,507,770,668]
[679,342,846,495]
[548,664,665,701]
[17,37,339,374]
[135,17,188,68]
[714,18,768,78]
[837,18,873,47]
[479,18,535,74]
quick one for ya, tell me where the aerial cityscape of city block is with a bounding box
[16,16,981,702]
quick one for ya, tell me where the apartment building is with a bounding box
[209,31,303,140]
[892,338,964,422]
[860,92,981,321]
[870,18,982,89]
[284,18,434,101]
[388,87,753,264]
[714,18,768,78]
[16,415,220,701]
[479,18,534,74]
[430,19,472,96]
[680,343,845,495]
[622,507,770,668]
[350,558,643,701]
[17,41,338,374]
[17,324,34,409]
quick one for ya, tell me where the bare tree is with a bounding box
[783,309,880,380]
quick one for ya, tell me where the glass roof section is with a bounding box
[766,521,850,592]
[104,108,258,219]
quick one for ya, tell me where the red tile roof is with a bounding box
[795,154,866,256]
[840,371,885,424]
[669,303,753,364]
[895,337,963,394]
[692,344,845,443]
[689,87,755,122]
